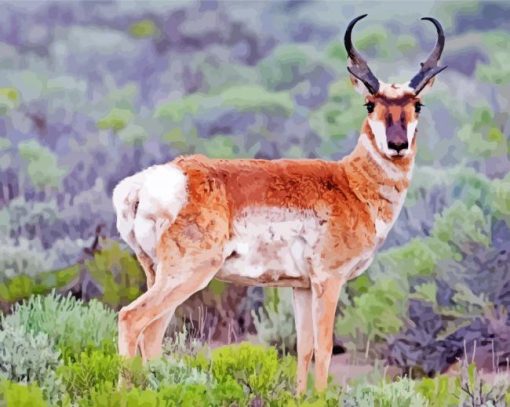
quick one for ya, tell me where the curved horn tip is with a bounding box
[420,17,444,31]
[351,14,368,24]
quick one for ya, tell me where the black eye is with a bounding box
[415,102,424,113]
[364,102,375,113]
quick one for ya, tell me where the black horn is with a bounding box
[409,17,447,95]
[344,14,380,94]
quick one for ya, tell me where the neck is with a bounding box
[341,120,416,233]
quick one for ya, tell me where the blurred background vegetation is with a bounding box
[0,0,509,383]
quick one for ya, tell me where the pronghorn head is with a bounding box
[345,14,446,159]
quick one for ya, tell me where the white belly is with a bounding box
[216,207,323,287]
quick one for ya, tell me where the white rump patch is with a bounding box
[112,164,188,260]
[112,172,145,249]
[136,165,187,222]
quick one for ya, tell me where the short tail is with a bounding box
[112,164,188,261]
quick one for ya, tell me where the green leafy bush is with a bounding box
[337,278,408,353]
[117,123,148,146]
[0,380,47,407]
[309,79,365,155]
[458,106,507,159]
[209,342,299,403]
[162,326,205,360]
[342,378,428,407]
[0,263,78,304]
[129,19,159,38]
[18,140,65,190]
[253,287,297,354]
[84,241,145,309]
[0,325,63,403]
[0,87,19,115]
[97,107,134,131]
[58,350,121,401]
[416,374,461,407]
[155,85,293,122]
[211,342,279,395]
[146,358,210,390]
[258,44,333,90]
[1,292,117,359]
[80,381,214,407]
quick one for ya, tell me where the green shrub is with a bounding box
[309,79,365,150]
[79,381,161,407]
[18,140,65,190]
[253,287,296,354]
[457,105,507,159]
[337,278,408,353]
[58,350,121,401]
[146,358,210,390]
[129,19,159,38]
[258,44,333,90]
[0,325,64,403]
[0,380,47,407]
[117,123,148,146]
[416,374,461,407]
[97,107,133,131]
[84,241,145,309]
[0,265,79,304]
[0,87,19,115]
[491,173,510,223]
[211,342,279,399]
[80,381,214,407]
[2,292,117,360]
[155,85,293,123]
[162,325,205,360]
[342,378,428,407]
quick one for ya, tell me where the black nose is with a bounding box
[388,141,409,153]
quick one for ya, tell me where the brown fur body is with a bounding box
[114,13,446,393]
[113,62,442,396]
[114,116,417,393]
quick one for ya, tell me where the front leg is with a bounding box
[311,278,344,392]
[293,288,314,395]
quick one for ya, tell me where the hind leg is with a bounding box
[136,251,156,289]
[135,250,170,360]
[139,310,173,360]
[118,250,224,358]
[118,206,228,358]
[118,162,229,359]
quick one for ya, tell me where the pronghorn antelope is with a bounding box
[113,15,446,393]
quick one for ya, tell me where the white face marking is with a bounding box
[368,118,391,156]
[366,81,419,159]
[369,115,416,159]
[407,120,418,145]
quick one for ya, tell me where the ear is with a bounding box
[349,73,372,97]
